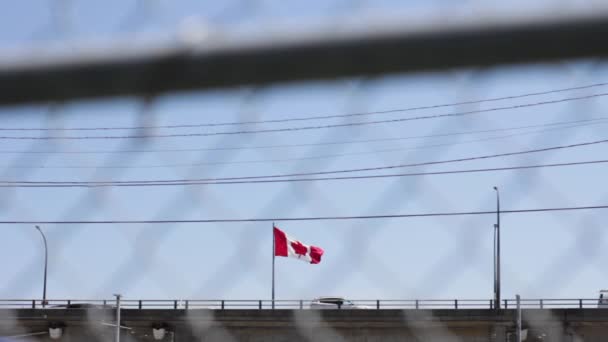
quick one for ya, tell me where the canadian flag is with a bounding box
[273,226,324,264]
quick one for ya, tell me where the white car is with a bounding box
[310,297,370,309]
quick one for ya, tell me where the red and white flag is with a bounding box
[273,226,324,264]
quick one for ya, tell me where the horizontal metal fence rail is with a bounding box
[0,299,603,310]
[2,13,608,105]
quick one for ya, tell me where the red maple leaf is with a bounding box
[290,241,308,256]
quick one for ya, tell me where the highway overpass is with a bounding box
[1,307,608,341]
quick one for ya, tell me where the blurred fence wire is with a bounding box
[1,1,608,341]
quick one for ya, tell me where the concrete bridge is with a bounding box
[1,308,607,341]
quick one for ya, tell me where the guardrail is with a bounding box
[0,298,604,310]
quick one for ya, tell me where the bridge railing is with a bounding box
[0,298,603,310]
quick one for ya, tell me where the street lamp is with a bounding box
[34,225,48,307]
[114,293,122,342]
[493,187,501,309]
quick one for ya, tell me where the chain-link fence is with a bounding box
[1,1,608,341]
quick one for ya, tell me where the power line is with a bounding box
[2,159,606,187]
[0,205,606,223]
[0,93,606,140]
[0,117,604,154]
[4,122,604,169]
[197,138,608,181]
[1,82,606,131]
[185,160,608,185]
[4,136,607,185]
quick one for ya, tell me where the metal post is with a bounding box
[493,187,501,309]
[493,223,497,309]
[34,226,48,307]
[272,223,276,310]
[516,294,522,342]
[114,294,121,342]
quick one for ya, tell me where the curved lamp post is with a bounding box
[34,225,48,307]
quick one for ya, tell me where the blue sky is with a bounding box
[0,1,607,304]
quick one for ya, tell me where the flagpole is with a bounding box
[272,222,275,310]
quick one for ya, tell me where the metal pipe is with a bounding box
[516,294,522,342]
[3,14,608,105]
[272,223,276,310]
[493,187,501,308]
[114,294,121,342]
[34,226,48,308]
[493,222,497,308]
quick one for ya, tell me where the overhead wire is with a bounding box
[184,138,608,181]
[0,93,606,139]
[2,159,606,187]
[0,205,606,223]
[3,121,606,169]
[3,138,607,185]
[0,117,604,154]
[0,82,606,131]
